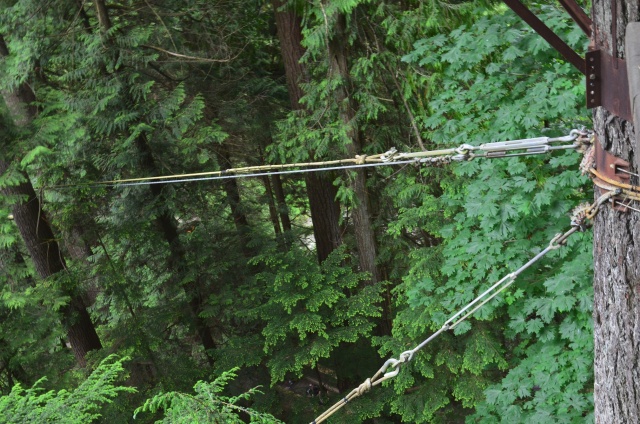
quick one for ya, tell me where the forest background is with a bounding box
[0,0,594,423]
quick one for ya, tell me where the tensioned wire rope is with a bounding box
[310,133,640,423]
[310,189,616,424]
[46,129,589,189]
[44,128,636,423]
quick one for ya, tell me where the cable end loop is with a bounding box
[548,233,565,250]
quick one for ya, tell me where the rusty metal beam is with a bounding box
[557,0,592,37]
[502,0,585,75]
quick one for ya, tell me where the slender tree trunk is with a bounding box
[0,163,102,366]
[305,173,343,262]
[327,13,381,284]
[261,175,282,236]
[216,145,252,257]
[272,174,292,232]
[0,36,102,366]
[592,2,640,422]
[91,0,217,363]
[135,133,217,363]
[273,0,342,263]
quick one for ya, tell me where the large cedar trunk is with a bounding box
[592,1,640,422]
[273,0,343,263]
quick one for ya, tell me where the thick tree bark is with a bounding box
[592,2,640,422]
[305,173,343,262]
[272,0,307,110]
[273,0,342,263]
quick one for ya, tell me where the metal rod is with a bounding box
[502,0,586,75]
[557,0,592,37]
[614,167,640,178]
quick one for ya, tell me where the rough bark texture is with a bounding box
[273,0,343,263]
[272,0,307,109]
[592,1,640,422]
[305,173,343,262]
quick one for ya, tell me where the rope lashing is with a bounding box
[310,190,612,424]
[46,129,589,189]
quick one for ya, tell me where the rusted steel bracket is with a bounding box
[558,0,592,37]
[593,137,630,212]
[586,49,632,122]
[502,0,585,75]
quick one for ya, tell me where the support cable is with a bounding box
[310,190,616,424]
[46,129,589,190]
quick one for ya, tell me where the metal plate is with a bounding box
[586,49,632,122]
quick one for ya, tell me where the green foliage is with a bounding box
[382,3,594,422]
[134,368,283,423]
[248,246,383,382]
[0,355,135,423]
[0,0,602,423]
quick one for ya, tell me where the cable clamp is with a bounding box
[455,144,474,155]
[381,148,398,162]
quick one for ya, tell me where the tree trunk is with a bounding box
[261,175,282,236]
[216,145,252,257]
[89,0,217,363]
[272,174,292,232]
[592,2,640,422]
[135,133,217,363]
[0,36,102,366]
[0,163,102,366]
[273,0,342,263]
[327,13,382,284]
